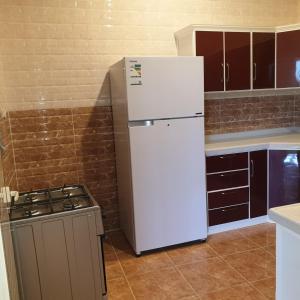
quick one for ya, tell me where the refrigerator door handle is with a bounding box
[129,120,154,127]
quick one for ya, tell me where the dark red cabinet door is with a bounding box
[196,31,224,92]
[277,30,300,88]
[250,150,267,218]
[253,32,275,89]
[269,150,300,208]
[224,32,251,90]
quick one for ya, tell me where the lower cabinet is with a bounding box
[269,150,300,208]
[12,211,106,300]
[206,150,268,226]
[207,149,300,226]
[206,152,250,226]
[250,150,268,217]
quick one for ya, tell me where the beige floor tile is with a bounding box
[107,277,135,300]
[224,248,275,282]
[252,277,276,300]
[178,257,245,297]
[238,223,276,247]
[118,250,174,277]
[264,244,276,257]
[105,260,124,281]
[199,283,267,300]
[103,239,125,280]
[105,225,277,299]
[208,230,259,256]
[166,242,217,265]
[127,267,196,300]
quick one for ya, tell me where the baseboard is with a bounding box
[208,215,270,235]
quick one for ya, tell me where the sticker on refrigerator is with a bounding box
[129,63,142,86]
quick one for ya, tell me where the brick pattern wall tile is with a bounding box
[9,106,118,230]
[205,95,298,135]
[0,116,17,189]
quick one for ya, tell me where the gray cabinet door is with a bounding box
[34,219,73,300]
[65,213,104,300]
[13,224,41,300]
[13,210,105,300]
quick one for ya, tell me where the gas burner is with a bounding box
[63,198,83,210]
[50,185,86,200]
[16,190,49,206]
[10,203,52,221]
[9,184,93,221]
[24,209,39,217]
[63,199,80,210]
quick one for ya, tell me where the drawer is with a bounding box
[209,204,249,226]
[206,153,248,173]
[208,187,249,209]
[207,170,248,191]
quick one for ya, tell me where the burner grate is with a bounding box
[9,184,93,221]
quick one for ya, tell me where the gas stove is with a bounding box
[9,184,94,221]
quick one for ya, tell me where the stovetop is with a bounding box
[9,185,94,221]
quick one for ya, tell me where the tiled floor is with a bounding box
[104,223,276,300]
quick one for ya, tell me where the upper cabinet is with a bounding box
[195,31,251,92]
[224,32,251,91]
[196,31,224,92]
[252,32,275,89]
[277,29,300,88]
[175,25,300,93]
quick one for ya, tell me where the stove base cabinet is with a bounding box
[12,209,106,300]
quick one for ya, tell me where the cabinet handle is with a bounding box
[221,63,224,82]
[250,160,254,177]
[221,206,237,212]
[226,63,230,83]
[253,63,257,81]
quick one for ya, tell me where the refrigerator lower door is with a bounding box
[129,117,207,253]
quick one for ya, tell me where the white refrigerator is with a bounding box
[110,57,207,255]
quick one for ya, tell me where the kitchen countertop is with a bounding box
[269,203,300,235]
[205,132,300,156]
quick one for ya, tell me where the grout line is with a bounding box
[109,239,137,300]
[165,250,200,298]
[218,253,269,300]
[217,231,276,300]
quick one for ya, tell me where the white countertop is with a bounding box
[269,204,300,235]
[205,132,300,156]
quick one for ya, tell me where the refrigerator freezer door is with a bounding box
[125,57,204,121]
[129,117,207,253]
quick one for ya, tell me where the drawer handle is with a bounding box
[221,207,238,212]
[250,160,254,177]
[221,190,239,196]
